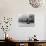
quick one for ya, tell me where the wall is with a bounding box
[44,14,46,40]
[0,0,46,40]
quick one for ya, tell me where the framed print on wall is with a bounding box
[18,14,35,27]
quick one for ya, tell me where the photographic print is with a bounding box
[18,14,35,27]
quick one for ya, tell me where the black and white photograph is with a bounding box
[18,14,35,27]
